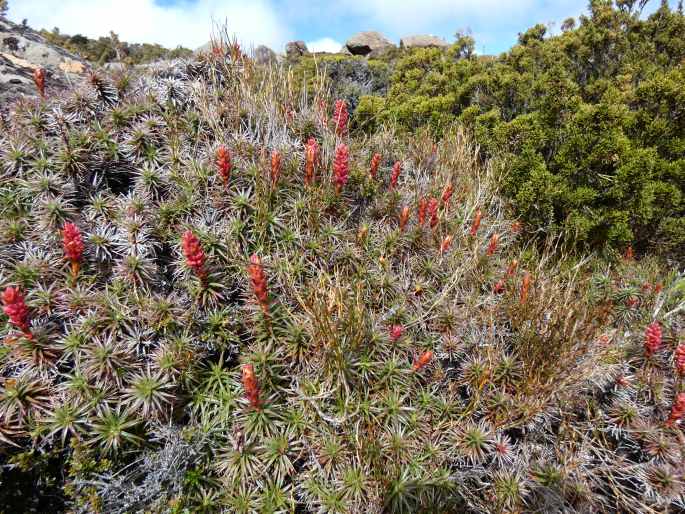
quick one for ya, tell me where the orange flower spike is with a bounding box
[390,161,401,189]
[399,206,410,232]
[520,272,531,305]
[486,233,500,256]
[666,392,685,427]
[624,245,634,261]
[270,150,282,186]
[304,138,319,186]
[418,198,428,227]
[33,68,46,98]
[216,145,232,185]
[248,254,269,313]
[428,198,439,229]
[441,183,454,208]
[413,350,434,372]
[469,208,482,237]
[505,259,518,277]
[370,153,381,179]
[440,235,453,255]
[241,364,261,409]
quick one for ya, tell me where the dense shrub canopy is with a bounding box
[355,1,685,258]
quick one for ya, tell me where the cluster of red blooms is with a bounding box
[644,321,662,357]
[33,68,46,98]
[333,144,350,193]
[675,343,685,375]
[370,153,381,179]
[486,233,500,256]
[181,231,207,281]
[493,259,519,295]
[413,350,433,372]
[399,207,410,232]
[666,392,685,427]
[241,364,261,409]
[304,138,319,186]
[248,254,269,313]
[270,150,282,185]
[469,209,482,236]
[333,99,349,136]
[216,145,232,185]
[2,287,32,339]
[389,325,404,342]
[62,222,84,277]
[390,161,402,189]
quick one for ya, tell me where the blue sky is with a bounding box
[9,0,678,54]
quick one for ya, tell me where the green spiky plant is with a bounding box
[0,32,684,514]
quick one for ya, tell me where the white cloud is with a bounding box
[306,37,342,53]
[9,0,292,51]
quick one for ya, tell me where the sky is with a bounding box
[7,0,678,55]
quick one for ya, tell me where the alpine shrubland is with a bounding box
[0,24,684,514]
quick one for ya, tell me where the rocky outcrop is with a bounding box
[399,35,449,49]
[285,40,308,59]
[0,17,87,105]
[253,45,276,64]
[345,31,395,57]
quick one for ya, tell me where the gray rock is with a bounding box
[0,18,88,105]
[253,45,276,64]
[400,35,449,49]
[285,40,308,59]
[345,31,395,57]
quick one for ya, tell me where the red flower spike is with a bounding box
[644,321,662,358]
[63,222,84,278]
[33,68,46,98]
[511,221,522,234]
[486,233,500,256]
[666,392,685,427]
[506,259,518,277]
[333,144,350,193]
[624,245,634,261]
[390,161,401,189]
[370,153,381,179]
[413,350,433,372]
[389,325,404,343]
[418,198,428,226]
[304,138,319,186]
[216,145,232,185]
[655,283,663,294]
[674,343,685,375]
[441,183,454,207]
[333,99,349,136]
[399,206,410,232]
[181,231,206,281]
[469,209,482,236]
[440,235,453,255]
[493,280,505,295]
[270,150,282,186]
[248,254,269,313]
[520,272,531,305]
[428,198,439,229]
[2,287,32,338]
[241,364,261,409]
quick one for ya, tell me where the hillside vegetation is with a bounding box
[0,3,684,514]
[340,1,685,258]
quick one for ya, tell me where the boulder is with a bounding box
[400,35,449,49]
[0,18,88,105]
[345,31,395,57]
[285,40,308,59]
[253,45,276,64]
